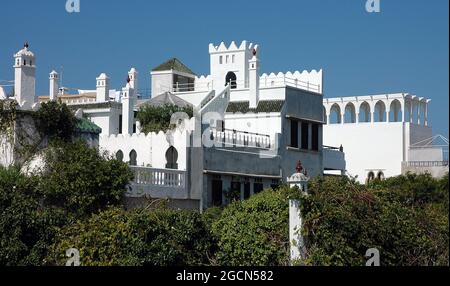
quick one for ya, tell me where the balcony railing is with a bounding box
[127,167,188,199]
[171,76,321,94]
[403,161,449,168]
[210,128,272,150]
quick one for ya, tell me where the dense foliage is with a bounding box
[137,104,193,134]
[34,101,77,142]
[299,174,449,266]
[48,207,214,266]
[38,140,133,219]
[0,141,132,265]
[211,187,295,266]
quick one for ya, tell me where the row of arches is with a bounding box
[115,146,179,169]
[324,99,428,125]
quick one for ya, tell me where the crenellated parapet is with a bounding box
[208,40,258,55]
[260,70,323,94]
[323,93,431,125]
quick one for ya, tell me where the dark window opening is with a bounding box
[244,182,251,199]
[230,181,241,201]
[133,124,137,134]
[271,179,280,190]
[119,115,123,134]
[129,150,137,166]
[116,150,124,162]
[312,124,319,151]
[290,120,298,148]
[165,146,178,169]
[225,72,237,89]
[254,183,263,194]
[301,122,309,150]
[212,180,223,206]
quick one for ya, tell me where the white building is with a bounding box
[323,94,447,183]
[2,42,347,210]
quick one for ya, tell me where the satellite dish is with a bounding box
[0,86,7,99]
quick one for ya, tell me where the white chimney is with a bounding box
[96,73,109,102]
[49,70,59,101]
[249,46,260,109]
[121,82,135,135]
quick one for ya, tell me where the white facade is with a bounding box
[2,41,345,210]
[323,93,434,182]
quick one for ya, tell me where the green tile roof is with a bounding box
[75,118,102,134]
[152,58,196,75]
[226,100,285,114]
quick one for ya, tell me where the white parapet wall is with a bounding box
[99,129,191,170]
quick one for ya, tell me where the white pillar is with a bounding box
[121,83,134,135]
[49,70,59,101]
[249,51,260,109]
[287,172,309,263]
[424,102,429,126]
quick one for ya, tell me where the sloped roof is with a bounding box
[75,118,102,134]
[139,92,193,108]
[152,58,196,75]
[226,100,285,114]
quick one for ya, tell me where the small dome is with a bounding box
[97,73,109,80]
[15,44,35,58]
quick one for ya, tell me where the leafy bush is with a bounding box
[299,175,449,266]
[38,140,133,219]
[0,167,67,266]
[137,104,193,134]
[48,207,215,266]
[34,101,77,142]
[211,186,296,266]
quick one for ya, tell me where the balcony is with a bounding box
[127,167,188,199]
[323,145,346,172]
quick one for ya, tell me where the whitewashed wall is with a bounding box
[323,122,433,182]
[99,129,190,170]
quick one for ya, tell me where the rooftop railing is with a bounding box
[403,161,449,168]
[171,76,321,94]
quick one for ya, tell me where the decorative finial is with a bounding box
[296,160,304,174]
[24,42,29,49]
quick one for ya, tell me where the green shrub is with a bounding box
[212,186,296,266]
[48,207,215,266]
[137,104,193,134]
[38,141,133,219]
[300,176,449,266]
[0,167,67,266]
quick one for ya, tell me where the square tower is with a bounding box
[14,43,36,107]
[209,41,258,91]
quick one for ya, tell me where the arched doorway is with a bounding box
[367,171,375,184]
[165,146,178,169]
[225,72,237,89]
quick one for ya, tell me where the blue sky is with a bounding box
[0,0,448,137]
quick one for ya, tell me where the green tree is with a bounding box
[300,175,449,266]
[137,104,193,134]
[38,140,133,219]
